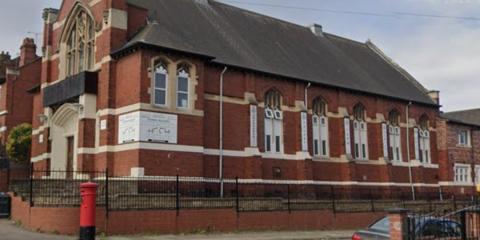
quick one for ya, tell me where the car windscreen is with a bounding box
[369,217,390,233]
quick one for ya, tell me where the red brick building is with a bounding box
[32,0,444,195]
[0,39,41,143]
[438,109,480,195]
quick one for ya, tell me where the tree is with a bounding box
[6,123,32,163]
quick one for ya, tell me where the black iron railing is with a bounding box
[8,169,480,214]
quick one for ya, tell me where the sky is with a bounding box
[1,0,479,112]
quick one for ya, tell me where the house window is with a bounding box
[312,98,329,157]
[176,65,189,109]
[458,130,471,146]
[418,115,431,164]
[65,9,95,76]
[353,104,368,160]
[388,110,402,161]
[153,62,168,106]
[264,90,283,154]
[454,165,471,183]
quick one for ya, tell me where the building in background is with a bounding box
[0,38,41,143]
[438,109,480,195]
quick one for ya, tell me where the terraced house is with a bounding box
[32,0,445,195]
[438,109,480,195]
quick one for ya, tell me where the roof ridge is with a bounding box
[323,32,367,47]
[444,108,480,114]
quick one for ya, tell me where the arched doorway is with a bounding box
[49,104,80,176]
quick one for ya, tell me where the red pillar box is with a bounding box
[80,182,98,240]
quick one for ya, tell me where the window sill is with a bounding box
[456,144,472,149]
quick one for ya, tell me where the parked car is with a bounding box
[351,215,462,240]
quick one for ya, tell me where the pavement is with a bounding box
[0,219,354,240]
[0,219,75,240]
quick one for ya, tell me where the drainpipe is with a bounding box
[406,102,416,201]
[304,82,311,109]
[219,66,228,198]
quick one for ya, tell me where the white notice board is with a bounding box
[118,111,178,144]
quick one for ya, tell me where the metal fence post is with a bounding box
[176,174,180,216]
[29,162,33,207]
[460,210,467,240]
[369,189,375,212]
[330,185,336,213]
[235,177,239,213]
[105,168,109,220]
[287,184,291,213]
[454,195,458,211]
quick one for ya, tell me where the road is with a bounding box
[0,219,353,240]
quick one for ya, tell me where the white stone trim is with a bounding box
[97,103,204,117]
[0,126,7,133]
[53,19,65,31]
[439,181,474,187]
[118,175,442,188]
[0,111,8,116]
[32,125,48,135]
[31,153,51,163]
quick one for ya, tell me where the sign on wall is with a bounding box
[301,111,308,151]
[118,111,178,144]
[250,105,258,147]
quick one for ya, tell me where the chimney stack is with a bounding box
[309,24,323,37]
[428,90,440,105]
[19,38,37,67]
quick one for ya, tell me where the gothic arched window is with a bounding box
[417,115,431,163]
[65,9,95,76]
[353,104,368,160]
[388,110,402,161]
[312,98,329,157]
[264,90,283,153]
[153,62,168,106]
[176,64,190,109]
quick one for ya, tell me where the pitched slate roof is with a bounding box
[120,0,436,106]
[442,109,480,127]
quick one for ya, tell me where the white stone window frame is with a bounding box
[312,115,329,158]
[458,129,471,147]
[353,104,368,161]
[176,67,190,109]
[264,90,283,154]
[388,126,402,162]
[418,129,431,164]
[454,164,471,184]
[152,63,169,107]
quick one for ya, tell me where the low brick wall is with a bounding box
[9,194,384,235]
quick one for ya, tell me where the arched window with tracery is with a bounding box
[417,115,431,163]
[264,90,283,153]
[388,110,402,161]
[64,8,95,76]
[312,98,329,157]
[153,61,168,106]
[353,104,368,160]
[176,64,190,109]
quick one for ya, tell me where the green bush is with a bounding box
[6,123,32,163]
